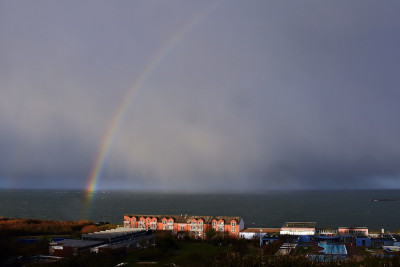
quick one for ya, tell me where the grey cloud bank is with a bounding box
[1,1,400,191]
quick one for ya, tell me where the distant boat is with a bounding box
[370,199,400,202]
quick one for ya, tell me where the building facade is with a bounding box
[239,228,279,239]
[123,214,244,239]
[338,227,368,236]
[280,222,317,236]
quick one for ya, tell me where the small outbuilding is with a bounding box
[261,235,279,245]
[355,236,371,246]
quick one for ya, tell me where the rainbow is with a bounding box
[85,2,222,200]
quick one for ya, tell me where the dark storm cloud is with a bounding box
[1,1,400,190]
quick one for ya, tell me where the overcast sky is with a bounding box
[1,1,400,191]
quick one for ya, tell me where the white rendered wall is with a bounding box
[239,219,245,231]
[239,232,266,239]
[280,230,315,235]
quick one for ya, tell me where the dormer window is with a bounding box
[231,222,236,227]
[212,222,216,226]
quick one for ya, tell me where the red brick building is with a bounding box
[123,214,244,239]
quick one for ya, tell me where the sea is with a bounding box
[0,189,399,231]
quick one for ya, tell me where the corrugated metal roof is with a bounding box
[83,227,145,239]
[55,239,103,248]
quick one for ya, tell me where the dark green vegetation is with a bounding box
[0,217,116,267]
[296,246,313,255]
[41,253,120,267]
[1,218,400,266]
[125,232,231,266]
[0,217,116,237]
[124,233,400,267]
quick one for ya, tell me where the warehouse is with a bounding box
[49,239,104,257]
[49,228,154,257]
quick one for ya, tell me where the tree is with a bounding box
[81,225,99,234]
[205,228,216,240]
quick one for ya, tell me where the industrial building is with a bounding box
[49,228,154,257]
[49,239,104,257]
[82,227,154,246]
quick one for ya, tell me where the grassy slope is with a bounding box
[124,242,229,266]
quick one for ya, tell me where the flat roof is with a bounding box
[281,222,317,229]
[392,235,400,241]
[371,237,395,241]
[241,228,280,233]
[54,239,103,248]
[338,226,368,229]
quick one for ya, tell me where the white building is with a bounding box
[239,228,279,239]
[280,222,316,236]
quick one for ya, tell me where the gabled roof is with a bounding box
[124,214,242,224]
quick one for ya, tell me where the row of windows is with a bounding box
[342,230,367,234]
[212,226,236,232]
[132,224,237,233]
[127,218,237,228]
[134,219,174,224]
[127,218,237,224]
[211,222,236,226]
[131,224,237,232]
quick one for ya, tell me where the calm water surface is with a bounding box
[0,189,399,230]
